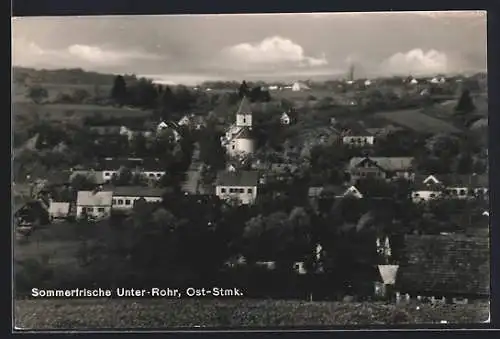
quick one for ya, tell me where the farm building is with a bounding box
[111,186,165,211]
[395,234,490,299]
[291,82,310,92]
[347,157,414,182]
[76,190,113,219]
[48,201,71,220]
[215,170,259,205]
[411,174,488,202]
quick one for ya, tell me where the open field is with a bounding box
[375,109,462,134]
[14,298,489,329]
[13,102,153,122]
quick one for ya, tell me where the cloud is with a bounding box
[12,38,162,69]
[220,36,327,70]
[380,48,449,75]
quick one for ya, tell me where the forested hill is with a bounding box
[12,67,138,86]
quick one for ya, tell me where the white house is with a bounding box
[409,78,419,85]
[178,115,192,126]
[341,125,375,147]
[215,170,259,205]
[280,112,291,125]
[411,175,443,202]
[48,201,71,220]
[364,79,372,86]
[111,186,165,210]
[76,190,113,219]
[291,82,310,92]
[411,174,488,202]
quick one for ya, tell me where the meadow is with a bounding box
[14,298,489,329]
[375,109,462,134]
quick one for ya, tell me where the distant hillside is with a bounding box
[12,67,138,86]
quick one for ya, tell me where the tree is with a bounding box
[27,85,48,104]
[160,86,175,120]
[71,89,91,104]
[110,75,128,106]
[70,174,96,191]
[238,81,250,98]
[455,89,475,114]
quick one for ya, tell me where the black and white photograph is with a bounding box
[12,11,489,329]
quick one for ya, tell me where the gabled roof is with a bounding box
[396,234,490,296]
[348,157,414,172]
[77,190,113,206]
[216,170,259,187]
[112,186,166,198]
[236,96,253,116]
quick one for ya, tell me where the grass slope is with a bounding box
[14,298,489,329]
[375,109,462,134]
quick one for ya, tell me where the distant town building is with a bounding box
[215,170,259,205]
[291,82,310,92]
[111,186,165,210]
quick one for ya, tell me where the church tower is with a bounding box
[235,96,253,128]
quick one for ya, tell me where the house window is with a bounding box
[149,173,155,178]
[112,199,117,205]
[451,190,458,195]
[430,193,436,198]
[239,188,244,193]
[118,199,124,205]
[229,188,235,193]
[243,118,246,123]
[98,207,105,213]
[414,193,420,197]
[105,172,110,177]
[459,189,466,196]
[232,145,235,150]
[125,200,131,205]
[156,173,162,177]
[86,207,94,212]
[247,188,253,194]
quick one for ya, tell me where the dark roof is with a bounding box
[111,186,167,198]
[216,170,259,187]
[98,158,144,171]
[45,170,72,185]
[236,96,253,115]
[234,127,254,139]
[396,234,490,296]
[89,126,122,135]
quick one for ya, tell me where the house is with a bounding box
[411,174,444,202]
[98,157,165,182]
[280,112,291,125]
[76,189,113,219]
[222,96,256,157]
[364,79,372,86]
[341,124,375,147]
[48,201,71,220]
[347,157,414,182]
[411,174,488,202]
[119,125,154,141]
[215,170,259,205]
[395,234,490,299]
[291,81,310,92]
[111,186,165,210]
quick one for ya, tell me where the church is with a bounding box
[221,96,256,158]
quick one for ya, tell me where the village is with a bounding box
[13,66,490,314]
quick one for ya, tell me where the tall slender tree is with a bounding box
[110,75,128,107]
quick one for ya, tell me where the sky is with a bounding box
[12,11,487,85]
